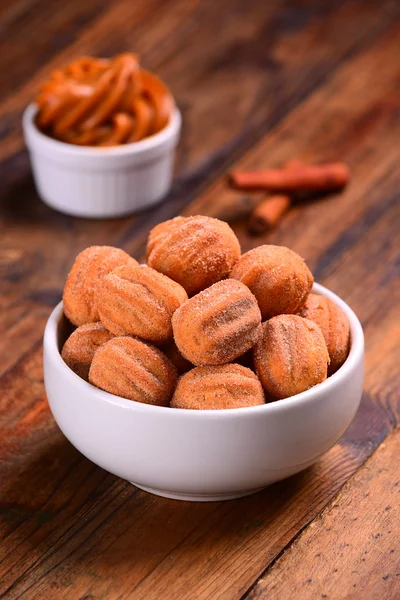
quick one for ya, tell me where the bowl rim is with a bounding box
[44,282,364,417]
[23,102,182,157]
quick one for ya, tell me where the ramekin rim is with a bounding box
[44,282,364,418]
[23,103,182,157]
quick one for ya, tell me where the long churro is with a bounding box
[35,54,174,146]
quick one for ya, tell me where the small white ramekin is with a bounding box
[22,104,181,218]
[43,283,364,502]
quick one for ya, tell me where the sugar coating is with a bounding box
[230,245,313,320]
[253,314,329,399]
[95,264,188,343]
[89,336,177,405]
[63,246,138,326]
[299,293,350,374]
[146,215,241,296]
[171,364,265,409]
[172,279,262,366]
[61,322,114,381]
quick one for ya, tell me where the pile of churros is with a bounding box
[35,53,174,146]
[61,215,350,410]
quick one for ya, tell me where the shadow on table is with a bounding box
[0,433,115,546]
[0,169,67,227]
[73,463,322,575]
[0,428,322,594]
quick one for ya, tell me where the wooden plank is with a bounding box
[245,428,400,600]
[0,0,108,92]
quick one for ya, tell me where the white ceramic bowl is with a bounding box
[43,283,364,501]
[22,104,181,218]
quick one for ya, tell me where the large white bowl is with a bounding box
[43,283,364,501]
[23,104,181,218]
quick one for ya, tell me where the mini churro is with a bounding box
[61,322,114,381]
[63,246,137,326]
[171,364,265,409]
[172,279,262,366]
[95,264,187,343]
[147,215,241,296]
[89,336,177,405]
[254,314,330,399]
[230,245,313,320]
[299,293,350,374]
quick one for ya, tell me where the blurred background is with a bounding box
[2,0,399,225]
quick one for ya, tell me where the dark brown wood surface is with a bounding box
[246,428,400,599]
[1,1,399,598]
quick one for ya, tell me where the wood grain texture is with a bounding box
[0,396,390,600]
[1,0,400,598]
[246,428,400,600]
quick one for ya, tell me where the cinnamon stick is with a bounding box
[230,162,350,193]
[248,194,291,234]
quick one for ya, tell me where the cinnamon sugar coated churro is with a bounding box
[299,293,350,374]
[230,245,313,320]
[60,215,351,407]
[171,364,265,409]
[61,322,114,381]
[35,54,174,146]
[89,337,177,405]
[172,280,262,366]
[147,216,241,296]
[63,246,138,326]
[254,315,330,399]
[95,264,187,343]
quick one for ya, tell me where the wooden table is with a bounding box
[1,1,400,598]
